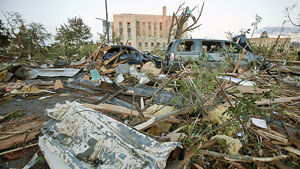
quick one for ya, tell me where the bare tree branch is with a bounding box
[286,7,300,27]
[182,2,205,33]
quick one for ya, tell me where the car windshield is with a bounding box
[166,42,173,53]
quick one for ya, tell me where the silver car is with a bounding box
[163,39,264,72]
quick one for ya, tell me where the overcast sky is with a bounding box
[1,0,299,42]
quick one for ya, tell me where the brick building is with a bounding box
[111,6,187,52]
[249,32,291,52]
[250,38,291,51]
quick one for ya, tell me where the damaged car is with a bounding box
[163,39,264,72]
[103,45,162,68]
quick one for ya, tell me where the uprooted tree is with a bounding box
[167,2,204,43]
[55,16,92,57]
[2,11,51,58]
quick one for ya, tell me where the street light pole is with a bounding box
[105,0,109,43]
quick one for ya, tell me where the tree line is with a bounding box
[0,12,95,59]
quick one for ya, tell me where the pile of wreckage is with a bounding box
[0,44,300,169]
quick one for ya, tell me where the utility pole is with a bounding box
[105,0,109,43]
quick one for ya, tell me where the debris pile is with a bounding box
[0,44,300,169]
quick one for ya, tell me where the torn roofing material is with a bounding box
[127,85,177,106]
[40,101,181,169]
[14,65,81,79]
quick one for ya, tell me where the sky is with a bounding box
[1,0,299,42]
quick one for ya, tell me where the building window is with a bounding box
[159,22,162,31]
[154,22,157,36]
[127,22,130,28]
[145,42,148,47]
[148,22,151,37]
[151,42,154,47]
[127,28,131,39]
[119,22,123,36]
[142,22,146,36]
[139,42,142,47]
[157,42,160,47]
[136,21,140,36]
[142,22,146,30]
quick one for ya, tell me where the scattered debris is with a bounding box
[1,30,299,169]
[40,101,181,169]
[211,135,242,155]
[207,105,229,125]
[14,66,81,79]
[251,117,267,129]
[141,62,162,76]
[129,65,150,85]
[218,76,256,86]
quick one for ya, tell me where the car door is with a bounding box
[200,40,224,68]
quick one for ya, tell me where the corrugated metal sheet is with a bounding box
[40,101,181,169]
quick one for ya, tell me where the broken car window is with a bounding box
[177,40,194,52]
[106,47,120,55]
[128,48,139,55]
[202,41,222,53]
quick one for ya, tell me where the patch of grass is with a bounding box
[6,110,25,120]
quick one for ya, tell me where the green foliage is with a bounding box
[55,17,92,46]
[47,42,97,60]
[55,16,92,58]
[0,19,9,48]
[224,93,262,121]
[79,44,97,58]
[7,110,25,120]
[240,132,263,155]
[2,11,51,58]
[180,122,210,148]
[286,153,300,169]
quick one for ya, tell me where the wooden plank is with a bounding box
[271,140,292,146]
[255,129,289,143]
[112,57,132,68]
[226,86,270,94]
[0,143,38,156]
[103,50,125,66]
[256,96,300,106]
[0,131,40,151]
[96,46,112,67]
[225,96,300,107]
[82,103,178,123]
[83,103,140,116]
[283,146,300,156]
[232,49,246,73]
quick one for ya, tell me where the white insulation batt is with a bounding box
[39,101,181,169]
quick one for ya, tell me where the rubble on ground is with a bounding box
[0,44,300,169]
